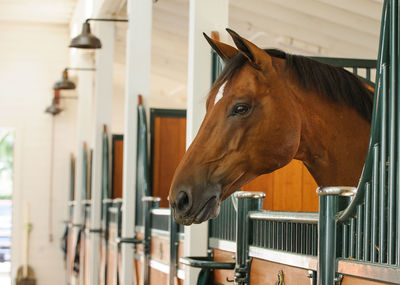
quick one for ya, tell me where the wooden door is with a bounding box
[112,135,124,199]
[150,109,186,208]
[242,161,318,212]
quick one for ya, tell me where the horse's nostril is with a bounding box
[176,191,191,213]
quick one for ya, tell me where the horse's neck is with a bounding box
[294,92,371,187]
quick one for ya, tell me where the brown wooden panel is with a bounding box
[149,267,167,285]
[242,174,274,210]
[149,235,185,268]
[341,276,391,285]
[213,249,235,284]
[152,117,186,207]
[134,234,184,284]
[273,160,303,211]
[112,137,124,198]
[107,225,119,285]
[134,259,142,285]
[150,235,169,264]
[177,241,184,270]
[251,258,313,285]
[242,160,318,212]
[106,244,118,285]
[213,249,313,285]
[301,164,319,212]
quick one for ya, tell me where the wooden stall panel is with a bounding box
[149,267,168,285]
[213,249,235,284]
[150,235,169,264]
[152,116,186,207]
[134,259,142,285]
[107,224,119,285]
[112,135,124,199]
[132,234,184,285]
[106,244,118,285]
[242,160,318,212]
[213,249,314,285]
[341,276,391,285]
[99,243,106,285]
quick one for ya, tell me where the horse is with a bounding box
[168,28,373,226]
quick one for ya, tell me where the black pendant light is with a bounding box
[53,69,76,90]
[69,20,102,49]
[69,18,128,50]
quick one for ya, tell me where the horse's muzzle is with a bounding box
[170,185,221,225]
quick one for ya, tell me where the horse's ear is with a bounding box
[203,32,239,62]
[226,28,272,70]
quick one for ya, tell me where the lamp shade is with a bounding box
[53,69,76,90]
[45,98,63,116]
[69,22,102,49]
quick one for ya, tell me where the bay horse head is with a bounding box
[169,29,372,225]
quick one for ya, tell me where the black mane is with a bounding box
[213,49,373,121]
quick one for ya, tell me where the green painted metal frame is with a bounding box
[82,142,88,201]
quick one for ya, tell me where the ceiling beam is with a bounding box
[316,0,383,21]
[230,0,378,52]
[266,0,380,37]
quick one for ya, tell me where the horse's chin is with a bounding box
[174,197,221,226]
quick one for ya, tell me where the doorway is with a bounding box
[0,129,14,284]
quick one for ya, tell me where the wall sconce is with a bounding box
[45,89,78,116]
[45,90,63,115]
[53,67,96,90]
[69,18,128,49]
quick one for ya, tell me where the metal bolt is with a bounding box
[306,270,314,278]
[334,274,343,284]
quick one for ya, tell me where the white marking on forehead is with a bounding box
[214,81,227,106]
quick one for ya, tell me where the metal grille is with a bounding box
[84,204,91,228]
[251,219,318,256]
[151,208,170,232]
[209,198,236,241]
[338,1,399,268]
[108,207,119,225]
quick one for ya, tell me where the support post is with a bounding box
[317,187,356,285]
[71,53,94,284]
[120,0,152,284]
[185,1,229,283]
[89,21,115,285]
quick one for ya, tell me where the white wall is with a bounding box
[0,21,76,284]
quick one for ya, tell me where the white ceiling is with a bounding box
[0,0,384,108]
[0,0,77,24]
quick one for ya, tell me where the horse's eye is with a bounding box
[231,103,250,116]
